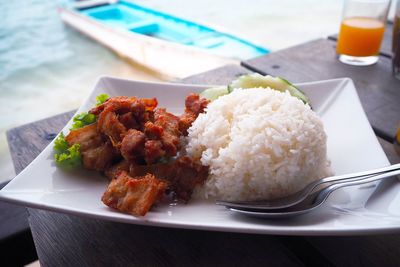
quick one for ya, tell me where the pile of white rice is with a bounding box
[187,88,332,201]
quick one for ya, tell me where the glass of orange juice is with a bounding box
[336,0,391,66]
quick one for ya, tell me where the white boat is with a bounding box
[59,0,269,79]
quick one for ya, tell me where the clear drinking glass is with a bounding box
[336,0,391,66]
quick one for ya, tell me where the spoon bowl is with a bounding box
[227,191,323,219]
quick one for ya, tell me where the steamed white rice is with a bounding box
[187,88,332,201]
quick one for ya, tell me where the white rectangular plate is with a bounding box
[1,76,400,236]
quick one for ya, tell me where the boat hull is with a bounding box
[59,7,239,79]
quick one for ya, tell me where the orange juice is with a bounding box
[336,17,385,57]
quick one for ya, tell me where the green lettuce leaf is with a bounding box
[54,143,82,168]
[54,93,109,168]
[53,133,82,168]
[70,112,96,130]
[53,132,69,152]
[95,93,109,106]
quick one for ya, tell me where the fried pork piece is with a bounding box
[90,96,157,116]
[104,160,130,180]
[119,112,140,130]
[93,94,204,167]
[120,129,146,163]
[94,96,157,147]
[65,123,119,171]
[65,123,103,151]
[185,93,209,114]
[81,142,116,171]
[170,156,209,201]
[179,93,209,135]
[97,108,127,146]
[144,140,165,164]
[130,156,209,202]
[90,96,135,115]
[153,108,181,156]
[141,108,181,164]
[102,171,167,216]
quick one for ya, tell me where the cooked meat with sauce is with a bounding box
[102,171,167,216]
[65,123,119,171]
[169,156,209,201]
[104,160,130,180]
[93,96,157,147]
[179,93,209,135]
[65,123,103,151]
[67,93,209,216]
[144,139,165,165]
[153,108,181,157]
[129,156,209,202]
[120,129,146,163]
[81,141,117,172]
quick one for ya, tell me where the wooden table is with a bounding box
[4,27,400,266]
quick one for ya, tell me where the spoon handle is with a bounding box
[315,168,400,204]
[319,163,400,185]
[304,163,400,206]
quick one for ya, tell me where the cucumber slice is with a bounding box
[277,77,309,104]
[229,73,285,90]
[229,73,310,104]
[199,86,229,101]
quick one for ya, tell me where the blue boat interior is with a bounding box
[79,1,269,59]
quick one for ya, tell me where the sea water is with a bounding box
[0,0,71,80]
[0,0,70,182]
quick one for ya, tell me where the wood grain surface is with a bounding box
[29,210,306,267]
[242,38,400,142]
[0,182,29,241]
[0,182,37,266]
[7,112,75,175]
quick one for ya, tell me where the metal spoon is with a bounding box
[216,163,400,211]
[223,168,400,219]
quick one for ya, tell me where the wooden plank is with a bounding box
[0,182,29,241]
[242,38,400,142]
[378,137,400,164]
[6,111,75,174]
[2,112,75,265]
[0,181,38,266]
[3,112,75,266]
[30,210,305,267]
[307,232,400,267]
[6,65,306,267]
[328,21,394,58]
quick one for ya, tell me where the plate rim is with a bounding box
[1,76,396,236]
